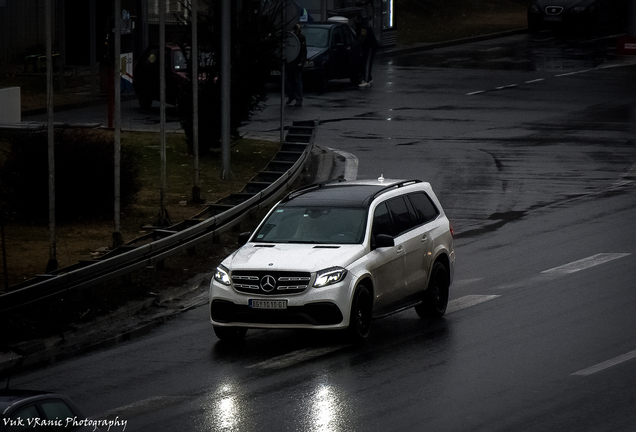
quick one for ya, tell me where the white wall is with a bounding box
[0,87,21,124]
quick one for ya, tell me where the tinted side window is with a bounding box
[409,192,439,223]
[343,26,355,45]
[40,399,75,431]
[387,197,416,235]
[172,49,187,71]
[372,202,393,237]
[7,404,40,432]
[332,27,344,46]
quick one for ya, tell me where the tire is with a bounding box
[311,65,328,93]
[415,261,449,319]
[137,93,153,109]
[348,284,373,341]
[213,326,247,342]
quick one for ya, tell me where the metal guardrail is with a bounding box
[0,120,318,313]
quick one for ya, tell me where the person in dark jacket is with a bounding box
[285,24,307,107]
[354,14,379,87]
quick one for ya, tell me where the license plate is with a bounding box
[249,299,287,310]
[543,16,562,22]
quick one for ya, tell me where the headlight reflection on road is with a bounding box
[203,383,244,432]
[306,383,352,432]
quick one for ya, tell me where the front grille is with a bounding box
[231,270,311,295]
[545,6,564,15]
[211,300,343,325]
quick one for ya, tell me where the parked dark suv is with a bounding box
[301,21,362,89]
[210,178,456,341]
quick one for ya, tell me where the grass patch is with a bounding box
[0,130,279,288]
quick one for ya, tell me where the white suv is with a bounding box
[210,178,455,341]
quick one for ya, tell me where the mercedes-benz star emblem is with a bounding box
[260,275,277,292]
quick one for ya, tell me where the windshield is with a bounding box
[253,206,367,244]
[303,27,330,48]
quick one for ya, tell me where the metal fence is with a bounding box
[0,120,318,313]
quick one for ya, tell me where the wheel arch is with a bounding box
[430,251,452,287]
[355,276,374,297]
[347,275,374,322]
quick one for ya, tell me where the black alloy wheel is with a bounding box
[415,261,449,319]
[348,284,372,341]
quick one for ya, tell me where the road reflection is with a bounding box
[201,316,452,431]
[201,381,247,432]
[304,382,352,432]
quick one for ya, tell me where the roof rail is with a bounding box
[281,178,347,203]
[366,179,421,204]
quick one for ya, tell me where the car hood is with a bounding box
[533,0,595,8]
[222,243,366,272]
[307,46,328,60]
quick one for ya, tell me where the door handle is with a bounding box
[396,245,404,254]
[421,235,428,243]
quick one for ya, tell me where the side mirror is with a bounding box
[238,232,252,246]
[374,234,395,249]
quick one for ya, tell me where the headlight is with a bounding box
[570,6,587,13]
[314,267,348,288]
[214,265,231,286]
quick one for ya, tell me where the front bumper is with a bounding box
[528,10,595,31]
[209,277,353,330]
[211,300,343,326]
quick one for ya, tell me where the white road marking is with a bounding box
[495,84,517,90]
[97,395,187,419]
[246,345,347,370]
[468,58,636,96]
[447,295,500,314]
[572,349,636,376]
[246,295,500,370]
[555,69,591,77]
[451,278,484,287]
[541,253,631,275]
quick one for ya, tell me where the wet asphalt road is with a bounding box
[15,32,636,431]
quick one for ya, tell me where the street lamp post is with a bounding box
[45,0,57,273]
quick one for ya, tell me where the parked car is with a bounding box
[0,389,101,431]
[301,21,362,89]
[527,0,628,33]
[133,44,189,109]
[210,178,456,341]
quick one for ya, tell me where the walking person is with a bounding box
[285,24,307,107]
[355,14,378,87]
